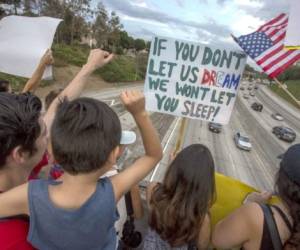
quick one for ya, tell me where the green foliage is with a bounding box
[97,55,143,82]
[270,80,300,108]
[52,44,148,82]
[52,43,89,67]
[278,65,300,81]
[134,39,146,51]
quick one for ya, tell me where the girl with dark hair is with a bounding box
[144,144,216,249]
[213,143,300,250]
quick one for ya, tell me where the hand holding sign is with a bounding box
[144,36,247,124]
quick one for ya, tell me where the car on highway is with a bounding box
[272,126,296,143]
[271,113,284,121]
[250,92,255,97]
[254,86,258,90]
[248,87,252,90]
[243,94,249,99]
[251,102,263,112]
[240,87,245,90]
[208,122,222,133]
[234,132,252,151]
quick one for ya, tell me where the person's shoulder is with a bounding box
[238,202,265,227]
[0,218,35,249]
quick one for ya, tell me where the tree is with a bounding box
[93,2,109,48]
[119,31,135,50]
[23,0,37,16]
[0,0,21,15]
[134,38,146,51]
[64,0,92,45]
[108,11,123,51]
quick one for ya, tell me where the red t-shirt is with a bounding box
[0,190,35,250]
[0,217,35,250]
[0,153,49,250]
[0,153,63,249]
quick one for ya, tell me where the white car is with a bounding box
[234,132,252,151]
[271,113,284,121]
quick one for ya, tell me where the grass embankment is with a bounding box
[52,44,147,82]
[0,44,148,92]
[269,80,300,109]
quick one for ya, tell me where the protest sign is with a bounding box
[0,15,62,79]
[284,0,300,50]
[144,36,247,124]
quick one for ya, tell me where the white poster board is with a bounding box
[144,36,247,124]
[0,15,62,79]
[285,0,300,49]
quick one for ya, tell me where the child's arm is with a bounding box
[111,90,163,201]
[130,185,143,219]
[22,49,54,93]
[43,49,114,134]
[0,183,29,218]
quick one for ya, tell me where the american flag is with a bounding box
[233,13,300,78]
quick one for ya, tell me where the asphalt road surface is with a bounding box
[182,81,299,191]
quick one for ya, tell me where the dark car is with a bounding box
[240,87,245,90]
[254,86,258,90]
[272,126,296,142]
[208,122,222,133]
[251,102,263,112]
[248,87,252,91]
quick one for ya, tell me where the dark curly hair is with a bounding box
[0,92,42,168]
[276,169,300,250]
[149,144,216,247]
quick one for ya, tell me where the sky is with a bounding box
[92,0,290,68]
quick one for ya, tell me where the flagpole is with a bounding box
[174,118,187,154]
[273,77,300,108]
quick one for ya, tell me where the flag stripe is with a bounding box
[269,54,300,77]
[269,29,286,41]
[264,18,288,35]
[256,42,283,62]
[272,32,286,45]
[258,13,286,31]
[259,49,288,68]
[261,50,295,71]
[265,51,300,75]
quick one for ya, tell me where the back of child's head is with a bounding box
[149,144,215,247]
[51,97,121,175]
[0,79,10,92]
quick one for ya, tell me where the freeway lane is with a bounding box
[257,86,300,132]
[240,83,300,150]
[182,93,285,191]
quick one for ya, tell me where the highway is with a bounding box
[83,81,299,191]
[181,81,299,191]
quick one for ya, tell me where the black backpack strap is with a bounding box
[260,204,282,250]
[272,205,293,232]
